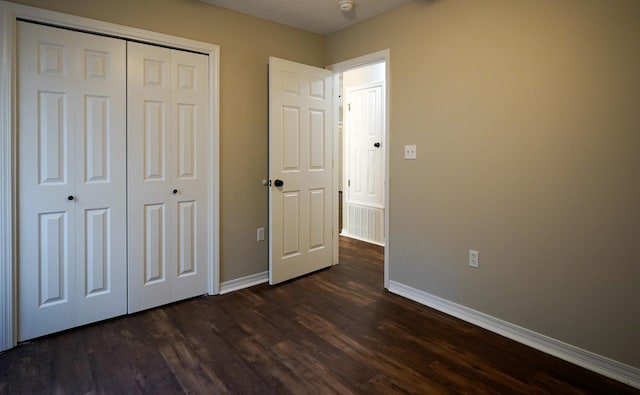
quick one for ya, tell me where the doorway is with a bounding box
[329,50,390,288]
[340,63,386,246]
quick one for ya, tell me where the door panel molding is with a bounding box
[0,0,220,351]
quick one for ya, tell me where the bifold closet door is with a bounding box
[18,22,127,341]
[127,42,209,313]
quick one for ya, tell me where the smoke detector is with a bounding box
[338,0,355,12]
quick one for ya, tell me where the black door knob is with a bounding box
[67,195,74,201]
[374,142,381,148]
[172,189,178,195]
[274,179,284,187]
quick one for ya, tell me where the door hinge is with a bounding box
[347,103,351,111]
[348,179,351,187]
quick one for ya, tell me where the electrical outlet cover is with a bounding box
[257,227,265,242]
[469,250,479,268]
[404,144,417,160]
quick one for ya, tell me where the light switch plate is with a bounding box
[257,227,265,242]
[404,145,417,160]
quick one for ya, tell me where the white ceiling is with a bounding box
[199,0,414,35]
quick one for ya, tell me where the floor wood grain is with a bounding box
[1,236,638,394]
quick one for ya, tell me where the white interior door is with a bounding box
[343,82,385,245]
[269,57,333,284]
[127,42,209,313]
[17,21,127,340]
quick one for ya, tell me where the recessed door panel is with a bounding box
[144,59,165,88]
[38,43,66,75]
[85,208,108,295]
[178,201,196,276]
[85,95,109,182]
[177,64,196,91]
[39,211,69,306]
[144,100,166,180]
[144,204,165,284]
[309,78,325,100]
[309,110,325,170]
[178,104,196,179]
[38,91,67,184]
[309,189,325,251]
[84,50,109,81]
[353,149,363,193]
[367,150,377,194]
[282,191,301,258]
[283,72,300,95]
[282,106,300,171]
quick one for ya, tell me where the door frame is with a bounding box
[0,0,221,351]
[327,49,390,289]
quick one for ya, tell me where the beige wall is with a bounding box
[326,0,640,368]
[9,0,324,282]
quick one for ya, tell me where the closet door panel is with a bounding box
[128,42,209,313]
[170,48,209,301]
[127,42,175,312]
[74,31,127,325]
[18,23,77,340]
[18,22,126,340]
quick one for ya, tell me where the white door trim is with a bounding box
[0,0,220,351]
[327,49,390,289]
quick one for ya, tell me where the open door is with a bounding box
[269,57,333,284]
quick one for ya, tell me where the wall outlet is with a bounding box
[404,144,417,160]
[469,250,479,268]
[257,227,265,242]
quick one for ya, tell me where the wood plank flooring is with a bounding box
[1,237,638,394]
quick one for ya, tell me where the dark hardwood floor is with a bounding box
[1,237,638,394]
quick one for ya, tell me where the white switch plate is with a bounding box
[257,227,265,242]
[404,145,417,160]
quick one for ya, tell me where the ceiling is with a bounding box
[199,0,414,35]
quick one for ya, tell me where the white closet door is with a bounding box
[127,42,209,313]
[18,22,127,341]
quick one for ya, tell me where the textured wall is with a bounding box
[326,0,640,368]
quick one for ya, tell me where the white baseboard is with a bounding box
[340,232,385,247]
[219,271,268,295]
[388,280,640,390]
